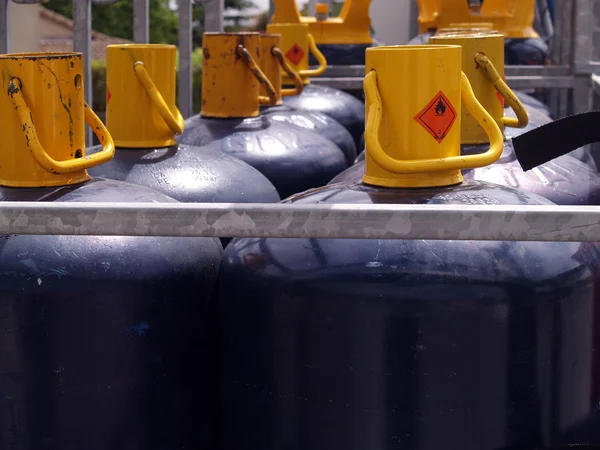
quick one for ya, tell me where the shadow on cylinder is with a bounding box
[218,43,600,450]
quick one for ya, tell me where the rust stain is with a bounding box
[38,61,75,151]
[203,47,211,60]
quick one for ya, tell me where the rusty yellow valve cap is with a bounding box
[430,33,505,143]
[417,0,538,39]
[271,0,373,45]
[362,45,504,189]
[266,23,327,85]
[201,32,277,118]
[259,34,284,105]
[0,52,115,187]
[429,32,528,144]
[259,33,304,102]
[106,44,184,148]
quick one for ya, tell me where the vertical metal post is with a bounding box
[133,0,150,43]
[409,0,420,42]
[308,0,317,16]
[572,0,593,114]
[269,0,274,20]
[0,0,10,54]
[178,0,193,118]
[204,0,224,32]
[73,0,93,147]
[548,0,572,118]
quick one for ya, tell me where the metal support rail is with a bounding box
[1,202,600,242]
[312,65,577,90]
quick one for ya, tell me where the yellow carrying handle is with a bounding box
[236,45,278,106]
[363,70,504,173]
[299,34,327,77]
[8,77,115,175]
[272,46,304,96]
[474,53,529,129]
[134,61,185,135]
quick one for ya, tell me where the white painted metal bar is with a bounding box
[73,0,93,147]
[1,202,600,241]
[178,0,193,118]
[133,0,150,43]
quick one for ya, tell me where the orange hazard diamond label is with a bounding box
[106,88,112,105]
[414,91,457,144]
[496,91,505,107]
[285,44,305,65]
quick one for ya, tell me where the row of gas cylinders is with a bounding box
[0,27,599,450]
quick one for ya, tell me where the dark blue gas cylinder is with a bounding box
[178,32,348,200]
[218,180,600,450]
[177,115,348,200]
[88,40,280,206]
[336,145,600,205]
[280,83,366,149]
[514,90,552,117]
[308,35,383,66]
[88,143,281,204]
[505,37,550,66]
[261,104,357,165]
[343,106,599,204]
[0,178,223,450]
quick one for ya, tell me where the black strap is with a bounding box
[511,111,600,171]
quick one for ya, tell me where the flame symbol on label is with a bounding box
[435,99,446,116]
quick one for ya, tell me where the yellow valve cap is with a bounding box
[106,44,184,149]
[0,52,115,188]
[362,45,504,189]
[428,32,528,144]
[315,3,329,14]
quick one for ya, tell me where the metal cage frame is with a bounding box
[0,0,599,240]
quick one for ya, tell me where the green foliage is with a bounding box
[44,0,256,46]
[44,0,178,44]
[91,47,204,115]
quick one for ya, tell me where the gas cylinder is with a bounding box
[218,45,600,450]
[0,52,223,450]
[258,33,357,165]
[177,32,347,200]
[88,43,280,206]
[410,25,553,123]
[265,23,366,148]
[334,33,600,206]
[410,0,551,65]
[270,0,376,66]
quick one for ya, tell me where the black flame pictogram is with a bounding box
[435,99,446,116]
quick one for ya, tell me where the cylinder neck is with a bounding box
[259,34,284,106]
[430,33,506,144]
[201,32,265,118]
[106,44,179,148]
[0,52,90,187]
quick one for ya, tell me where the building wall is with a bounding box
[10,3,41,53]
[10,4,73,53]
